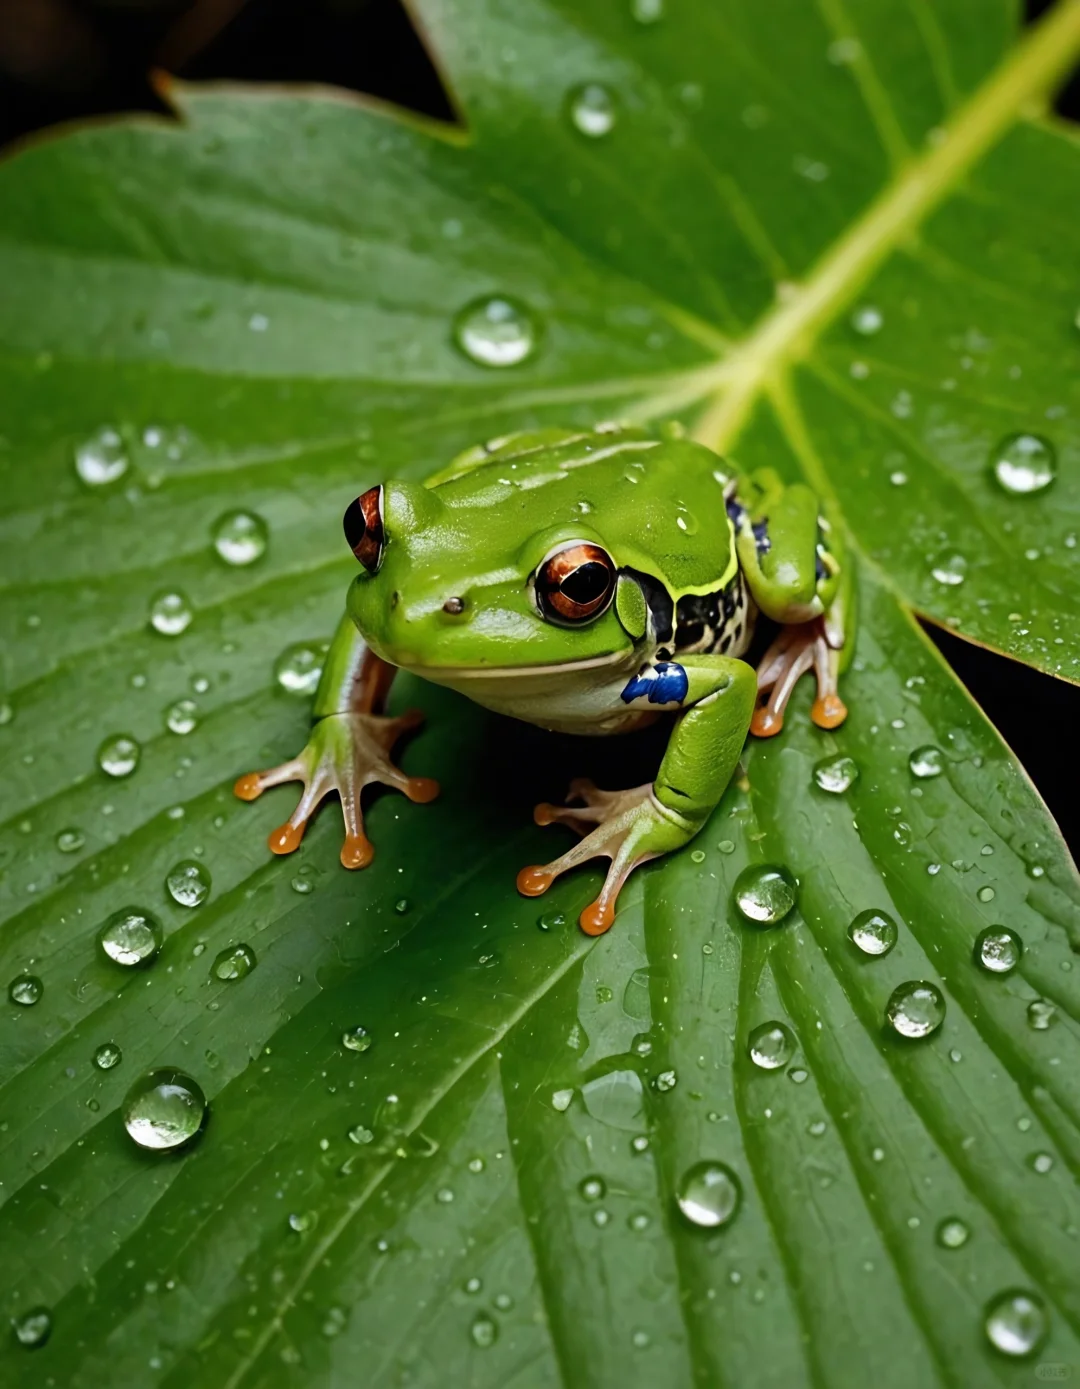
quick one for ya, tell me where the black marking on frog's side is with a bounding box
[675,570,753,659]
[752,519,771,557]
[621,567,675,645]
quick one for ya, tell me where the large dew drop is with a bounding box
[812,753,859,794]
[936,1216,970,1249]
[165,860,211,908]
[211,943,256,981]
[470,1312,498,1348]
[122,1068,207,1151]
[983,1289,1048,1357]
[732,864,797,926]
[212,510,268,566]
[676,1160,742,1229]
[342,1025,373,1053]
[149,590,193,637]
[74,426,129,487]
[747,1021,795,1070]
[97,733,141,778]
[885,980,945,1039]
[989,433,1056,497]
[974,927,1022,975]
[165,698,199,735]
[909,745,945,779]
[452,295,538,368]
[567,82,618,137]
[11,1306,52,1348]
[8,974,43,1006]
[929,552,967,587]
[97,908,163,967]
[848,909,898,957]
[94,1041,122,1070]
[274,641,327,696]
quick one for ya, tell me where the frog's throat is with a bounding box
[394,650,626,682]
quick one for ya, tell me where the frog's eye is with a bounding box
[535,543,616,625]
[343,486,384,573]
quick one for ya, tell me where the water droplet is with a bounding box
[930,552,967,587]
[342,1026,373,1053]
[579,1175,606,1202]
[291,868,315,894]
[212,510,268,566]
[348,1124,374,1145]
[732,864,797,926]
[551,1088,573,1111]
[1030,1152,1054,1174]
[631,1134,649,1153]
[165,860,211,908]
[936,1216,970,1249]
[628,1211,650,1231]
[75,426,129,486]
[788,1067,808,1084]
[470,1312,498,1348]
[631,1328,651,1349]
[909,745,945,778]
[288,1211,316,1232]
[1027,999,1056,1031]
[989,433,1056,496]
[56,826,85,853]
[567,82,617,137]
[211,943,256,982]
[538,911,566,932]
[94,1041,122,1069]
[690,848,706,864]
[452,295,538,368]
[885,981,946,1039]
[11,1306,52,1348]
[851,305,883,335]
[652,1069,677,1093]
[977,885,996,903]
[813,754,859,794]
[848,909,898,957]
[122,1068,207,1150]
[493,1292,513,1311]
[676,1160,742,1228]
[435,1186,454,1204]
[974,927,1022,975]
[748,1021,795,1070]
[8,974,43,1006]
[149,590,193,637]
[274,642,326,696]
[97,733,140,778]
[631,0,663,21]
[717,839,735,854]
[468,1156,485,1174]
[98,908,163,967]
[592,1208,610,1228]
[595,985,614,1004]
[321,1306,348,1338]
[394,898,410,915]
[983,1289,1048,1357]
[165,698,199,735]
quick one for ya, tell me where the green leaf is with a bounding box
[2,0,1080,1383]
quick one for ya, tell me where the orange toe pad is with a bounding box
[811,693,848,730]
[517,865,553,897]
[751,706,784,738]
[268,821,305,855]
[340,833,374,869]
[234,773,263,802]
[579,899,615,936]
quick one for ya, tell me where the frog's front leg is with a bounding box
[517,656,756,935]
[733,468,855,737]
[234,612,438,867]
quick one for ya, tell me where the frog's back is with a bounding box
[429,426,738,599]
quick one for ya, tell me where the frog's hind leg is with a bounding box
[751,618,846,737]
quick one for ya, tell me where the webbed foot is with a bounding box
[234,710,438,868]
[751,616,846,738]
[517,778,693,936]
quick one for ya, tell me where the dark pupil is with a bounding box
[561,561,608,605]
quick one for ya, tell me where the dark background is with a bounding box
[1,0,1075,852]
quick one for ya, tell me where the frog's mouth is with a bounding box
[398,650,625,681]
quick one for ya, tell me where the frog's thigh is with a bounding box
[654,656,757,823]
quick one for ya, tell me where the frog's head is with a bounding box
[343,480,638,681]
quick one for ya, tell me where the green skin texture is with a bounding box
[254,427,852,931]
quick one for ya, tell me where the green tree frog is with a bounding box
[236,425,853,935]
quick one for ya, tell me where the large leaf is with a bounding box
[2,0,1080,1383]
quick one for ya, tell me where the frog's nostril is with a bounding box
[442,597,465,615]
[390,590,401,610]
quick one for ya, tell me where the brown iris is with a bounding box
[535,543,616,624]
[343,486,384,573]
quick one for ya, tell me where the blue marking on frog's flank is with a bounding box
[621,661,689,706]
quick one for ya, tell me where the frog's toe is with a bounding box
[753,617,846,736]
